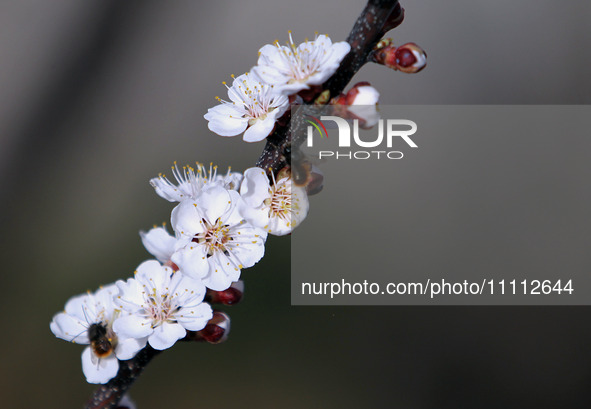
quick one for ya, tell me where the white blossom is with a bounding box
[50,285,145,384]
[150,162,242,203]
[252,32,351,96]
[239,167,309,235]
[171,185,267,291]
[113,260,212,351]
[204,73,288,142]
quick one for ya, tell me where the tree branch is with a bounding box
[85,2,406,407]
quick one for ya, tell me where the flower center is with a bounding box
[193,218,231,257]
[266,181,292,221]
[145,292,177,325]
[276,35,324,83]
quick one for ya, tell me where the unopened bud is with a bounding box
[330,82,380,128]
[205,281,244,305]
[372,42,426,73]
[199,311,231,344]
[393,42,427,73]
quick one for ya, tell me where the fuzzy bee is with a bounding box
[87,322,114,358]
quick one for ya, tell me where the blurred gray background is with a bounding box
[0,0,590,408]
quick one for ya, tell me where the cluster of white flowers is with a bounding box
[50,160,309,384]
[49,9,425,401]
[205,32,352,142]
[50,30,367,388]
[145,162,308,290]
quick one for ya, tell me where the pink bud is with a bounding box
[199,311,231,344]
[394,42,427,73]
[373,42,427,73]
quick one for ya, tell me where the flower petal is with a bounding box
[205,104,248,137]
[170,243,210,280]
[50,312,89,344]
[81,347,119,384]
[175,303,213,331]
[199,186,233,223]
[243,116,277,142]
[115,336,148,360]
[140,227,177,263]
[240,167,271,207]
[112,314,153,340]
[171,200,204,237]
[148,322,186,350]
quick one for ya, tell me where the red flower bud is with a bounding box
[199,311,231,344]
[372,41,426,73]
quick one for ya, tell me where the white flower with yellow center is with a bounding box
[239,167,309,236]
[150,162,242,203]
[252,32,351,96]
[113,260,212,351]
[50,284,145,384]
[170,185,267,291]
[204,73,288,142]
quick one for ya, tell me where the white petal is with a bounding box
[229,228,266,268]
[112,314,153,340]
[199,186,233,223]
[220,172,243,191]
[94,285,118,312]
[148,322,186,350]
[170,272,206,305]
[291,185,310,228]
[175,303,213,331]
[205,104,248,137]
[50,312,89,344]
[241,204,270,230]
[140,227,177,263]
[114,279,144,313]
[135,260,171,292]
[170,244,210,280]
[276,81,309,95]
[266,215,292,236]
[240,167,271,207]
[149,176,185,202]
[82,347,119,384]
[202,260,237,291]
[64,293,96,322]
[171,200,204,237]
[115,336,147,360]
[251,65,288,87]
[243,116,277,142]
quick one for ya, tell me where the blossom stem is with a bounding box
[256,0,403,174]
